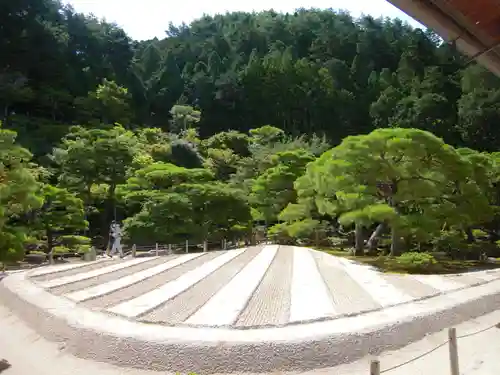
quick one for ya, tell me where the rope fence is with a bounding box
[110,236,275,259]
[18,236,276,266]
[370,323,500,375]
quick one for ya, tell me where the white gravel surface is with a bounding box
[0,303,158,375]
[2,301,500,375]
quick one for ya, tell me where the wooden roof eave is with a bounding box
[387,0,500,77]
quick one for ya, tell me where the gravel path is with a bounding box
[312,307,500,375]
[0,302,161,375]
[235,245,293,327]
[143,248,259,324]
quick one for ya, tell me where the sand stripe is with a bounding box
[51,257,174,295]
[143,247,260,324]
[289,247,336,322]
[316,252,381,316]
[84,252,220,309]
[108,249,247,318]
[382,274,439,299]
[235,245,293,327]
[185,245,278,326]
[446,274,486,287]
[65,253,205,302]
[474,271,500,282]
[411,274,464,292]
[337,258,413,306]
[37,257,157,289]
[30,260,114,281]
[29,259,110,278]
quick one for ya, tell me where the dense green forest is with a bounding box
[3,0,500,265]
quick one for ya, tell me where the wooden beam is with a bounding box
[387,0,500,76]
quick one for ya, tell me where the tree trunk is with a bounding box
[83,184,92,236]
[3,104,8,122]
[108,184,117,221]
[404,235,412,250]
[465,227,475,243]
[388,181,402,257]
[366,222,386,252]
[47,227,54,265]
[353,224,364,256]
[487,229,498,243]
[390,225,402,257]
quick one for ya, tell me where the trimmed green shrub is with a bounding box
[396,252,437,271]
[52,246,71,255]
[75,244,91,253]
[29,250,46,255]
[60,235,91,247]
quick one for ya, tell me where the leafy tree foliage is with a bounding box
[2,2,488,152]
[251,149,314,222]
[301,128,491,255]
[34,184,88,261]
[0,125,42,261]
[122,163,251,244]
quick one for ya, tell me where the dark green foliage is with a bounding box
[2,2,496,153]
[169,139,204,168]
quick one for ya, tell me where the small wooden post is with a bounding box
[131,244,136,258]
[448,328,460,375]
[370,359,380,375]
[168,244,172,254]
[155,243,159,256]
[185,239,189,253]
[203,240,208,252]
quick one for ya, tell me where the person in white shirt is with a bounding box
[108,221,124,258]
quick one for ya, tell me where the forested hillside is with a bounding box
[3,0,500,265]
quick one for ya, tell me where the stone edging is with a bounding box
[2,272,500,373]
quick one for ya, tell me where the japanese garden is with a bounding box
[3,0,500,274]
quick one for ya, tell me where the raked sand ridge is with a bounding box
[3,245,500,373]
[26,245,493,326]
